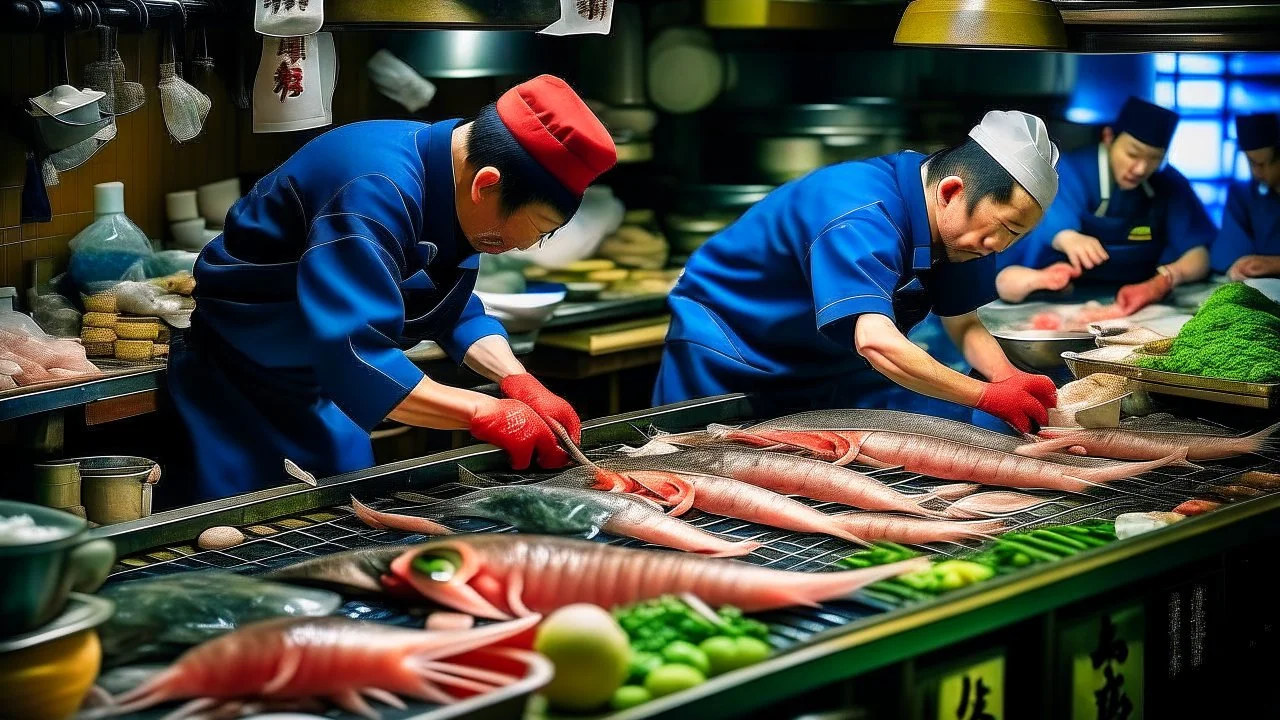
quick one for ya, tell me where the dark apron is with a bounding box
[1079,144,1168,286]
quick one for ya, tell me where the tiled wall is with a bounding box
[0,29,239,292]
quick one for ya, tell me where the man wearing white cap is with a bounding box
[653,111,1062,433]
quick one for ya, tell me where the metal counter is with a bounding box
[92,395,1280,719]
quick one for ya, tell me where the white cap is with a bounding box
[968,110,1060,210]
[94,181,124,215]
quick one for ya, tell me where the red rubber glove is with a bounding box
[468,399,569,470]
[975,372,1058,434]
[1115,273,1172,315]
[499,373,582,445]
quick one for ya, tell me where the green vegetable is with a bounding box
[1134,283,1280,383]
[838,542,919,569]
[995,538,1060,563]
[866,580,931,602]
[698,636,739,675]
[1032,529,1089,551]
[627,651,664,684]
[614,596,768,653]
[733,637,771,667]
[697,635,772,675]
[661,641,710,675]
[1007,532,1079,557]
[610,686,653,710]
[644,664,706,697]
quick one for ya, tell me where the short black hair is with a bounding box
[465,102,582,220]
[925,139,1019,213]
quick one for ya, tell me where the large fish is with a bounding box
[662,410,1187,493]
[361,485,759,557]
[264,545,409,596]
[541,453,1003,545]
[387,534,930,619]
[1017,420,1280,462]
[661,409,1121,469]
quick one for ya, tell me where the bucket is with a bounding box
[31,461,81,510]
[73,457,160,526]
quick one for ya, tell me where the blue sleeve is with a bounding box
[806,204,904,349]
[1210,184,1256,273]
[437,292,507,363]
[932,253,998,317]
[1002,159,1091,270]
[297,175,425,432]
[1159,170,1218,263]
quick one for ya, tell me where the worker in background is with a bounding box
[169,75,616,501]
[995,97,1216,311]
[653,111,1061,434]
[1210,112,1280,279]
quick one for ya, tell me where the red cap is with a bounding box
[496,75,617,197]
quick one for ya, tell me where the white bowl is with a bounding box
[196,178,241,229]
[170,218,208,251]
[165,190,199,223]
[475,290,567,333]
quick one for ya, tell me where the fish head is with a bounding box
[389,539,514,620]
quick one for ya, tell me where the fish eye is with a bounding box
[411,549,462,581]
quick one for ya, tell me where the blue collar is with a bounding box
[894,151,935,272]
[419,118,480,269]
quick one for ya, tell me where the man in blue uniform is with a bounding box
[1211,113,1280,279]
[995,97,1216,311]
[653,111,1061,434]
[169,75,616,500]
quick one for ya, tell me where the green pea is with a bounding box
[610,685,653,710]
[699,636,739,676]
[661,640,711,675]
[644,664,706,697]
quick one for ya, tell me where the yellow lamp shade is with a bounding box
[894,0,1068,50]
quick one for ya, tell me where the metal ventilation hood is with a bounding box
[323,0,561,30]
[703,0,1280,52]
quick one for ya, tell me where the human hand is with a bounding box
[1037,262,1081,292]
[1115,273,1173,314]
[468,397,569,470]
[975,372,1057,434]
[499,373,582,445]
[1228,255,1280,281]
[1052,231,1110,272]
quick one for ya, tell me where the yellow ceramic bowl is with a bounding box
[0,629,101,720]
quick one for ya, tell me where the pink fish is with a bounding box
[387,534,930,620]
[96,614,543,719]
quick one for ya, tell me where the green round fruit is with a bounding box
[661,640,711,674]
[610,685,653,711]
[698,636,739,676]
[733,637,771,667]
[644,663,707,698]
[534,604,631,711]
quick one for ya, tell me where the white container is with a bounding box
[196,177,241,229]
[170,218,208,251]
[475,289,567,333]
[165,190,199,223]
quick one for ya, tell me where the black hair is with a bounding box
[465,102,582,221]
[925,139,1019,213]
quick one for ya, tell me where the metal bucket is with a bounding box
[72,457,160,526]
[31,461,81,511]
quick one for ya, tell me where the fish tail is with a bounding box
[351,497,454,536]
[942,491,1054,518]
[457,466,501,487]
[826,557,931,601]
[924,483,982,501]
[1245,420,1280,455]
[1077,449,1189,483]
[1013,437,1079,457]
[707,540,763,558]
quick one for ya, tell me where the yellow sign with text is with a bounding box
[938,655,1005,720]
[1068,605,1144,720]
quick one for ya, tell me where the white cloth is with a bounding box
[968,110,1060,210]
[366,49,436,113]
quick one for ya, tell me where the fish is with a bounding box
[1016,421,1280,462]
[386,534,932,619]
[660,409,1121,469]
[539,462,1000,545]
[264,545,411,596]
[941,491,1057,519]
[93,614,543,719]
[369,485,760,557]
[98,573,343,668]
[551,445,961,517]
[1172,499,1220,516]
[1201,484,1266,501]
[1238,470,1280,490]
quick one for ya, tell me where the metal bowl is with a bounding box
[990,329,1097,372]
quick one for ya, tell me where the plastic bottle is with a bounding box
[67,182,154,294]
